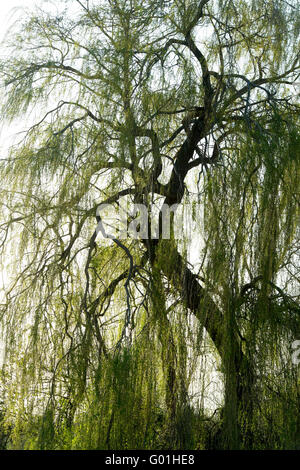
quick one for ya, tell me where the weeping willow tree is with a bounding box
[0,0,299,450]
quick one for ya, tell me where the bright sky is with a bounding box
[0,1,44,298]
[0,1,36,40]
[0,1,38,148]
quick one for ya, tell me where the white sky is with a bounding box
[0,1,39,148]
[0,1,36,41]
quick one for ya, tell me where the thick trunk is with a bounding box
[150,239,255,448]
[154,240,225,355]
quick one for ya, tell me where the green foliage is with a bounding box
[0,0,299,450]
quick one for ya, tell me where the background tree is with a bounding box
[0,0,299,449]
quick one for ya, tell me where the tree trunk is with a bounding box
[149,239,255,448]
